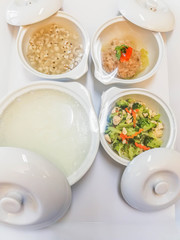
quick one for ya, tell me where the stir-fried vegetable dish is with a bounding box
[104,98,164,160]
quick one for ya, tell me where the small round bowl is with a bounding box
[0,81,99,185]
[99,87,177,166]
[91,16,164,85]
[17,11,90,80]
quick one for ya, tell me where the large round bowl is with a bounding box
[99,87,177,166]
[17,11,90,80]
[0,81,99,185]
[91,16,164,85]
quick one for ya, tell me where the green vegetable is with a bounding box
[128,144,142,160]
[116,123,134,129]
[132,102,142,110]
[105,126,121,134]
[137,118,155,131]
[116,99,129,109]
[152,114,161,121]
[147,138,162,148]
[126,127,138,136]
[113,142,124,156]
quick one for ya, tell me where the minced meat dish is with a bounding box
[101,39,148,79]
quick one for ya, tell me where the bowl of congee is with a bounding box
[91,16,164,85]
[16,11,89,80]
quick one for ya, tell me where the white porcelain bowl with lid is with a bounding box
[99,87,176,166]
[0,81,100,186]
[91,16,164,85]
[6,0,90,80]
[0,81,99,229]
[16,11,90,80]
[99,87,180,212]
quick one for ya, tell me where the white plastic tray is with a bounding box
[0,0,180,239]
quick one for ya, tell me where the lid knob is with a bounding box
[146,0,158,11]
[121,149,180,211]
[0,192,23,214]
[154,181,169,195]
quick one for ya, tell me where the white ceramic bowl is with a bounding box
[0,81,99,185]
[91,16,164,85]
[17,11,90,80]
[99,87,177,166]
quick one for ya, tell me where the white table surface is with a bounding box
[0,0,180,239]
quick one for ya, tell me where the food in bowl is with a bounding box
[104,98,164,160]
[27,23,83,75]
[0,88,91,178]
[101,39,149,79]
[91,16,164,85]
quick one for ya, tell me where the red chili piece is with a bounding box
[120,47,133,62]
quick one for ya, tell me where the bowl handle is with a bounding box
[101,87,126,107]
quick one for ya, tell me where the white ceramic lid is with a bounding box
[6,0,62,26]
[118,0,175,32]
[121,148,180,211]
[0,147,71,229]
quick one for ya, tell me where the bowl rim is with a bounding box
[99,87,177,166]
[91,16,164,85]
[16,11,90,80]
[0,81,100,186]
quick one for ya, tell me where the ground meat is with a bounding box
[117,48,141,79]
[101,49,118,73]
[101,39,141,79]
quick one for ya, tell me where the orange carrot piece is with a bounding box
[120,129,143,142]
[132,109,136,127]
[126,129,144,139]
[125,108,131,114]
[135,142,150,151]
